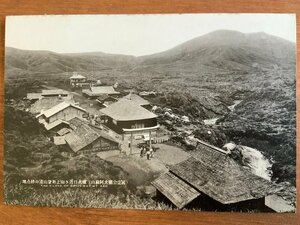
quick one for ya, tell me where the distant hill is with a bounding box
[5,30,296,79]
[5,47,135,78]
[136,30,295,72]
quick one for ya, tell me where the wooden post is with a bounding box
[130,132,133,155]
[149,131,152,151]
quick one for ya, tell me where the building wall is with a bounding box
[105,117,157,134]
[48,106,85,123]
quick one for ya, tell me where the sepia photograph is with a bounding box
[3,14,296,212]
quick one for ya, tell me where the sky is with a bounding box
[5,14,296,56]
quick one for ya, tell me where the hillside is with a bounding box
[136,30,295,71]
[5,30,295,77]
[5,47,134,79]
[5,30,296,120]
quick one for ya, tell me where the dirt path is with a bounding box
[97,143,190,186]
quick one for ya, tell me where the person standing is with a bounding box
[146,149,150,160]
[150,147,153,158]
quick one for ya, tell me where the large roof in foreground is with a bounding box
[171,142,272,205]
[152,141,273,208]
[100,99,157,121]
[152,172,200,209]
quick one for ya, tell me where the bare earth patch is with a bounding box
[97,143,190,186]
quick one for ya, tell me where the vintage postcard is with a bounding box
[4,14,296,212]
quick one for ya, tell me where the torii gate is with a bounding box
[123,125,160,155]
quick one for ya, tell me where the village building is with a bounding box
[29,97,75,114]
[56,127,72,136]
[96,94,118,108]
[82,86,120,99]
[26,93,43,103]
[64,117,120,153]
[121,93,151,109]
[100,99,159,135]
[100,99,159,153]
[152,141,273,211]
[53,136,67,146]
[43,119,70,132]
[69,72,88,87]
[139,91,156,97]
[27,89,72,105]
[41,89,70,98]
[36,102,87,126]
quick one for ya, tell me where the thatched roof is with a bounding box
[151,172,201,209]
[168,141,272,205]
[38,102,86,119]
[65,117,118,152]
[121,93,149,106]
[100,99,157,121]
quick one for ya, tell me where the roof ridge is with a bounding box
[196,139,229,154]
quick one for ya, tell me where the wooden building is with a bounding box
[41,89,69,98]
[121,93,151,109]
[152,141,273,211]
[96,94,118,107]
[36,102,87,124]
[29,97,75,114]
[64,117,120,153]
[43,119,70,132]
[69,72,88,88]
[100,99,159,135]
[27,89,71,103]
[100,99,159,154]
[82,86,120,99]
[26,93,43,103]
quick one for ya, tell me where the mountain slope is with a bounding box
[136,30,295,72]
[5,30,296,78]
[5,47,135,77]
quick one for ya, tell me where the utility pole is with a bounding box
[149,131,152,151]
[130,132,133,155]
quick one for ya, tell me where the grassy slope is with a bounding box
[4,106,171,209]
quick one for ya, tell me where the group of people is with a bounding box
[140,147,154,160]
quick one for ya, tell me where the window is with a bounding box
[131,123,144,129]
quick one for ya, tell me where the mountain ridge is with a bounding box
[5,30,296,78]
